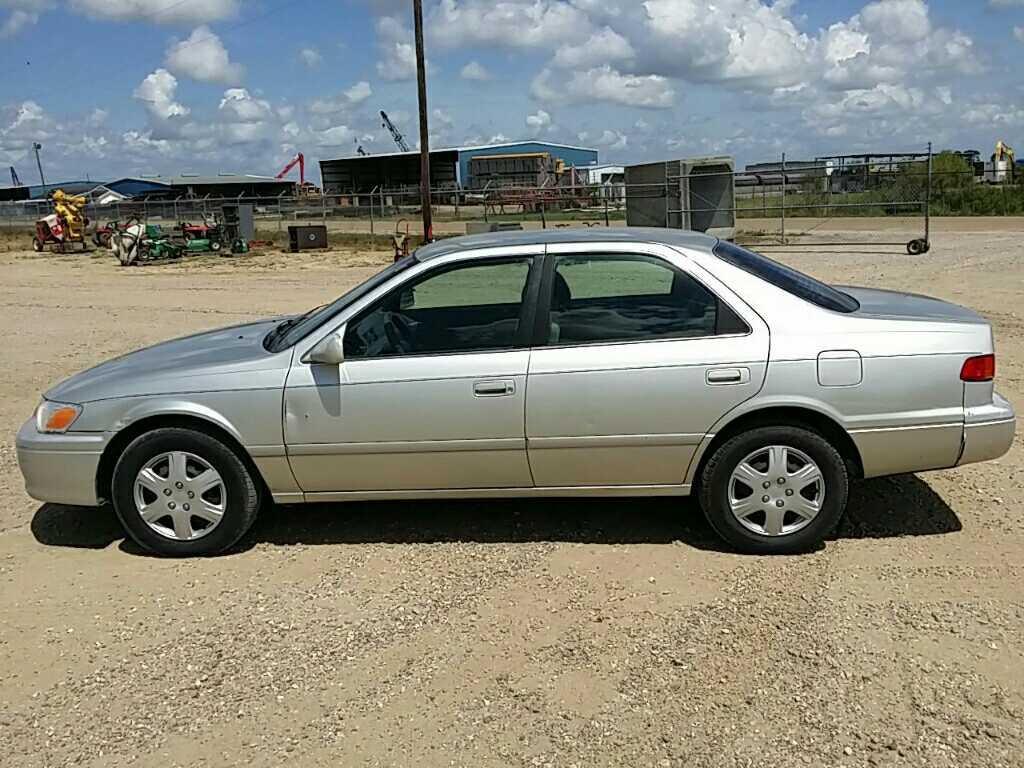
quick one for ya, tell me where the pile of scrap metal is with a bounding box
[32,189,90,253]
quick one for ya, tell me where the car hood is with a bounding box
[46,318,291,403]
[838,285,986,324]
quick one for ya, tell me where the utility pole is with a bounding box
[412,0,433,242]
[33,142,46,188]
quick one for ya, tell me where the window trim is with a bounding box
[532,252,751,350]
[342,254,542,361]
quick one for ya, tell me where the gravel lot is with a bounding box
[0,220,1022,768]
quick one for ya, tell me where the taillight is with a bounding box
[961,354,995,382]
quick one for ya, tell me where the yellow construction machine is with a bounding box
[32,189,90,252]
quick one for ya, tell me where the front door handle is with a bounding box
[473,379,515,397]
[706,367,750,385]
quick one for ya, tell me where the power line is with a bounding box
[160,0,308,56]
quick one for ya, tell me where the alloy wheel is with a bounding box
[728,445,825,537]
[133,451,227,541]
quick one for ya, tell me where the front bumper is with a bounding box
[958,392,1016,467]
[16,419,108,507]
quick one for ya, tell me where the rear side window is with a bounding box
[713,241,860,313]
[544,254,748,346]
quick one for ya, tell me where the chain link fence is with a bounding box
[3,151,1021,252]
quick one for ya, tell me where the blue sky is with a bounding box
[1,0,1022,184]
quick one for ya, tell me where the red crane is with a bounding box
[276,152,305,184]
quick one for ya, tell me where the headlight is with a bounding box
[35,400,83,433]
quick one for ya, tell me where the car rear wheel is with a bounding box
[111,427,260,556]
[698,426,848,554]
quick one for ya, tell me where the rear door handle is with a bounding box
[706,367,750,385]
[473,379,515,397]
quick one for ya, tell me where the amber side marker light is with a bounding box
[960,354,995,382]
[35,402,83,433]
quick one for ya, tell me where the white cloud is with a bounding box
[317,125,356,147]
[0,100,56,161]
[133,69,190,120]
[86,108,109,127]
[69,0,238,24]
[432,108,454,129]
[345,81,372,104]
[802,83,948,138]
[1,0,54,38]
[299,47,322,68]
[218,88,272,123]
[375,15,418,81]
[532,66,675,109]
[460,61,491,81]
[593,129,628,151]
[309,81,373,115]
[526,109,552,132]
[1015,26,1024,43]
[165,26,244,84]
[553,27,634,69]
[430,0,592,49]
[640,0,813,87]
[859,0,930,43]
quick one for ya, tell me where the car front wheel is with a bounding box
[111,427,260,556]
[698,426,848,554]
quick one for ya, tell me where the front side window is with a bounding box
[545,255,747,345]
[344,258,533,358]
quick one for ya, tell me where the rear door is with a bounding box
[525,242,769,488]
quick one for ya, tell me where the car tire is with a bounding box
[698,426,848,555]
[111,427,261,556]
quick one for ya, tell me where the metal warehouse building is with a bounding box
[319,141,599,194]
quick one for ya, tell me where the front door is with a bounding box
[284,256,539,494]
[525,245,769,488]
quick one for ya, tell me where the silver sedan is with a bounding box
[17,228,1016,556]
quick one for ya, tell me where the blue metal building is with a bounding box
[455,142,599,187]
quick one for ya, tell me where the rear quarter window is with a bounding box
[713,241,860,313]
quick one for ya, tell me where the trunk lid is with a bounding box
[838,286,986,324]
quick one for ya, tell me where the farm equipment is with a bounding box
[172,215,224,252]
[111,219,247,266]
[32,189,90,253]
[111,222,184,266]
[178,218,222,242]
[93,220,132,248]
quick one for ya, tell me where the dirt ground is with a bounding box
[0,221,1022,768]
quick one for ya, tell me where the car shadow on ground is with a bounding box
[31,474,962,556]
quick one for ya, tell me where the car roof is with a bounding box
[413,227,720,261]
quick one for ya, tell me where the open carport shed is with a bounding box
[319,141,599,194]
[320,149,460,194]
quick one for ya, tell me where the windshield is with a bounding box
[713,241,860,313]
[264,256,417,352]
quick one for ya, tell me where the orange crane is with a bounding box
[276,152,320,196]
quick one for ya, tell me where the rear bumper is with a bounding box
[15,419,107,507]
[958,392,1016,467]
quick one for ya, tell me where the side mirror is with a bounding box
[301,328,345,365]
